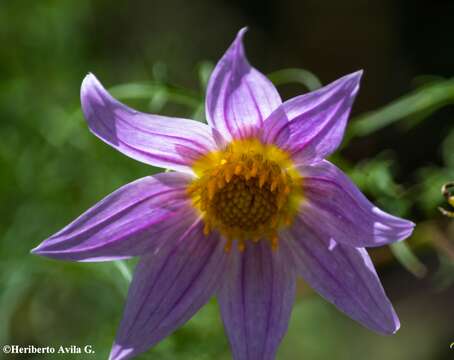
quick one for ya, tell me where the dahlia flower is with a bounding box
[32,28,415,360]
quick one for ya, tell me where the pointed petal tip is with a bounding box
[81,72,94,85]
[30,240,49,256]
[337,70,363,91]
[353,69,364,78]
[361,309,400,336]
[374,321,400,336]
[392,320,401,334]
[368,279,401,336]
[237,26,248,37]
[81,72,101,96]
[29,243,57,259]
[346,69,363,86]
[231,27,248,52]
[372,207,416,241]
[83,72,95,80]
[381,311,400,335]
[206,25,281,140]
[402,219,416,238]
[109,344,134,360]
[30,245,40,255]
[29,246,54,258]
[80,73,97,105]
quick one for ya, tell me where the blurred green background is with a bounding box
[1,0,453,359]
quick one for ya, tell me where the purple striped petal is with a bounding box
[217,241,296,360]
[109,222,227,360]
[81,74,216,173]
[206,28,282,141]
[298,160,415,247]
[261,71,362,164]
[284,216,400,335]
[260,106,291,146]
[32,172,195,261]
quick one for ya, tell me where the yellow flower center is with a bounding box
[188,138,302,252]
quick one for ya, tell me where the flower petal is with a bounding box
[206,28,282,141]
[298,160,415,247]
[284,216,400,334]
[262,71,362,164]
[217,241,296,360]
[81,74,216,173]
[31,172,195,261]
[260,106,291,146]
[109,222,227,360]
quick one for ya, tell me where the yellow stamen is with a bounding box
[225,166,234,182]
[224,238,233,253]
[271,234,279,251]
[188,138,303,252]
[259,171,268,188]
[203,222,211,236]
[207,180,216,200]
[238,239,246,252]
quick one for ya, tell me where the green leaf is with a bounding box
[198,61,214,91]
[390,241,427,278]
[348,78,454,138]
[109,83,202,110]
[268,68,322,91]
[112,260,132,284]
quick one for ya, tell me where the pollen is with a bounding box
[188,138,302,252]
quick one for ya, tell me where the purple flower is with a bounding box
[32,28,415,360]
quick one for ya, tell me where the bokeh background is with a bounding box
[1,0,453,359]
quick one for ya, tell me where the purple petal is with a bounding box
[32,172,195,261]
[81,74,216,173]
[260,106,291,146]
[109,222,228,360]
[217,241,296,360]
[261,71,362,164]
[284,216,400,335]
[298,160,415,247]
[206,28,282,141]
